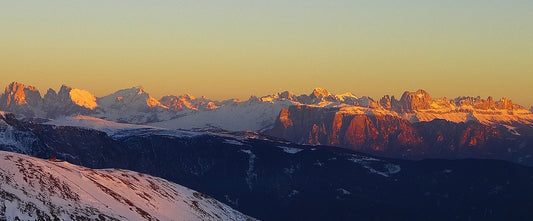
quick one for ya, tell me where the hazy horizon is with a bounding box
[1,1,532,107]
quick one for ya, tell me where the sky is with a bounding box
[1,0,532,107]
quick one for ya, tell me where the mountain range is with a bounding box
[1,82,532,128]
[1,81,533,220]
[1,82,532,165]
[1,112,533,220]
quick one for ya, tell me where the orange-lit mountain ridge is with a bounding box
[0,82,531,128]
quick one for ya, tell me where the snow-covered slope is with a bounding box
[95,87,174,124]
[152,98,296,131]
[44,115,157,136]
[0,151,254,221]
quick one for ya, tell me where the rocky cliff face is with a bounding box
[389,90,524,113]
[267,105,533,162]
[0,82,42,117]
[268,106,422,153]
[391,89,434,113]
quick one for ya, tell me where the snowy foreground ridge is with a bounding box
[0,151,254,221]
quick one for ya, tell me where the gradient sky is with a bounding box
[1,1,532,107]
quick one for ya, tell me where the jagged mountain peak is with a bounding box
[379,95,392,110]
[278,90,295,99]
[58,84,73,92]
[1,82,41,106]
[180,93,196,100]
[400,89,432,100]
[160,93,219,111]
[311,87,330,98]
[259,91,297,103]
[389,89,433,113]
[5,82,39,91]
[0,82,43,117]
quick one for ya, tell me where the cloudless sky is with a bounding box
[1,0,532,107]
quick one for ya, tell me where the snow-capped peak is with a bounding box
[98,87,165,109]
[335,92,358,102]
[93,87,174,124]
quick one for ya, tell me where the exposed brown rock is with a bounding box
[391,89,432,113]
[267,105,422,152]
[279,108,293,129]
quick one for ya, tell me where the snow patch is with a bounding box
[240,150,257,190]
[278,146,303,154]
[337,188,351,195]
[224,139,245,146]
[288,190,299,198]
[348,155,401,177]
[44,115,157,136]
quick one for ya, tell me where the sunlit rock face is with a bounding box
[268,105,422,153]
[0,82,42,117]
[391,89,434,113]
[266,104,533,162]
